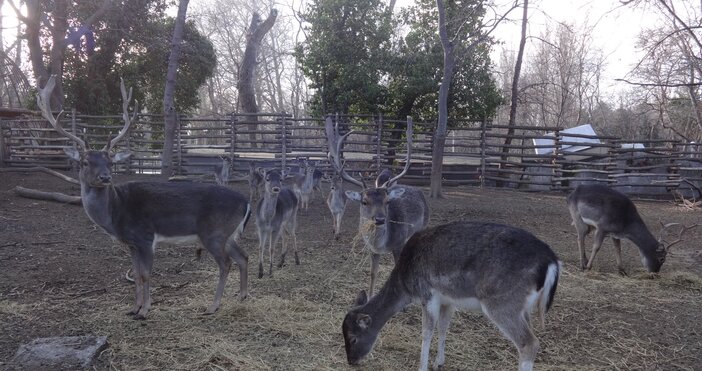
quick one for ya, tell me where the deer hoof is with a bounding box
[133,313,147,321]
[203,306,218,315]
[618,268,628,277]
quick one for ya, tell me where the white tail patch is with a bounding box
[537,261,561,328]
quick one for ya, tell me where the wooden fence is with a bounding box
[2,112,702,196]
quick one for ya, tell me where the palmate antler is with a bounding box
[325,116,414,189]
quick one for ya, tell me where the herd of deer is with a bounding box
[37,76,694,371]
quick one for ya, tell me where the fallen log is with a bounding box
[14,186,81,205]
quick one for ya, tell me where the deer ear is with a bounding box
[346,190,362,202]
[112,151,132,163]
[354,290,368,306]
[63,147,81,162]
[356,313,372,329]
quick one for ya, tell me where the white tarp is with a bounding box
[533,124,601,155]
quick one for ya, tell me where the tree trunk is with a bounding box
[429,0,455,199]
[161,0,190,177]
[497,0,528,187]
[238,10,277,148]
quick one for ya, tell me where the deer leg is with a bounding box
[612,238,627,276]
[270,229,282,276]
[258,229,269,279]
[127,247,144,316]
[134,245,155,320]
[226,239,249,300]
[203,236,231,315]
[334,212,343,240]
[419,298,440,371]
[573,220,590,270]
[278,231,288,269]
[586,228,606,270]
[291,213,300,265]
[369,253,381,297]
[433,304,455,370]
[482,302,539,371]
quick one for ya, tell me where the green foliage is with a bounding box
[296,0,501,125]
[61,1,215,116]
[386,0,502,123]
[295,0,393,115]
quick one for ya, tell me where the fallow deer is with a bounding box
[568,184,695,275]
[214,156,231,186]
[342,221,561,371]
[326,117,429,296]
[255,168,300,278]
[326,173,348,240]
[248,161,264,202]
[40,76,251,319]
[288,160,318,210]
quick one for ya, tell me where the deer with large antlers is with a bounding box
[326,117,429,296]
[568,184,695,275]
[39,75,252,319]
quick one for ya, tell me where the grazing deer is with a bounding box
[326,117,429,296]
[214,156,231,186]
[342,221,561,371]
[39,76,251,319]
[326,173,348,240]
[568,184,694,274]
[255,168,300,278]
[248,161,264,202]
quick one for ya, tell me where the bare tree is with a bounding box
[237,9,277,148]
[622,1,702,142]
[429,0,518,198]
[501,0,528,161]
[162,0,190,176]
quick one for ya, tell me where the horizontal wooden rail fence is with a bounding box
[2,112,702,196]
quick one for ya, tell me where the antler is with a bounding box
[104,77,137,151]
[658,222,699,251]
[382,116,413,187]
[325,117,364,188]
[37,75,87,150]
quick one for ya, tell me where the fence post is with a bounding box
[0,121,6,168]
[376,113,383,169]
[280,114,287,171]
[480,120,487,188]
[70,109,78,171]
[551,128,561,191]
[176,113,182,175]
[229,113,237,161]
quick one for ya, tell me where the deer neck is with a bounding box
[80,182,118,236]
[301,172,314,192]
[625,219,660,254]
[361,272,412,328]
[361,217,389,252]
[259,190,279,220]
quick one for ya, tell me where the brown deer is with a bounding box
[255,168,300,278]
[40,76,251,319]
[326,173,348,240]
[326,117,429,296]
[288,159,318,210]
[248,161,264,202]
[342,221,561,371]
[568,184,695,275]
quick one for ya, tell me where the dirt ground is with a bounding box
[1,170,701,371]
